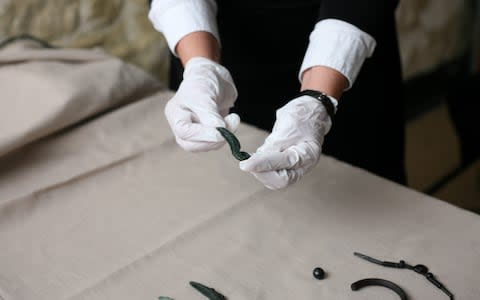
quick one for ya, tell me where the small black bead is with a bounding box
[313,267,325,280]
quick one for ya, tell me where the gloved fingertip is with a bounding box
[252,170,290,190]
[265,184,280,191]
[239,159,250,171]
[192,142,225,152]
[214,129,227,142]
[198,125,225,142]
[239,154,261,172]
[206,118,228,129]
[224,113,241,132]
[177,138,224,152]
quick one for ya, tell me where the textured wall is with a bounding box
[0,0,169,83]
[396,0,471,79]
[0,0,473,82]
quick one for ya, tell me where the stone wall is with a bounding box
[396,0,472,79]
[0,0,169,83]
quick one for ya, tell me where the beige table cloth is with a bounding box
[1,44,479,300]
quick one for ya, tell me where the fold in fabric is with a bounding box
[0,38,162,158]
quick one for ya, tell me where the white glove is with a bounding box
[165,57,240,152]
[239,95,337,190]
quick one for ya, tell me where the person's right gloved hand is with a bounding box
[165,57,240,152]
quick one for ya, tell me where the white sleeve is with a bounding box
[298,19,377,90]
[148,0,219,56]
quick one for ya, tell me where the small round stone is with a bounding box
[313,267,326,280]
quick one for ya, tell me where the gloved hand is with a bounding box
[165,57,240,152]
[239,94,337,190]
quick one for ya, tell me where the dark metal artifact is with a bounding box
[217,127,251,161]
[354,252,454,299]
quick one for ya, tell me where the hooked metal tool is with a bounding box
[354,252,454,299]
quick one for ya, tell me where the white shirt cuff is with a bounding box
[148,0,220,56]
[299,19,376,90]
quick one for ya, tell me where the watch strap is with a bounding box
[296,89,336,120]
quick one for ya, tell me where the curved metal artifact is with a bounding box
[217,127,251,161]
[351,278,408,300]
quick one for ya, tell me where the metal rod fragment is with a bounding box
[190,281,227,300]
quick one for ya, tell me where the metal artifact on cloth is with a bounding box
[354,252,454,299]
[351,278,408,300]
[190,281,227,300]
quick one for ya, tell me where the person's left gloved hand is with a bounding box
[239,94,337,190]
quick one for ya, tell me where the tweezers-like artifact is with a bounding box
[354,252,454,299]
[190,281,227,300]
[351,278,408,300]
[217,127,250,161]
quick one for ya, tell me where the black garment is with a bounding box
[168,0,406,185]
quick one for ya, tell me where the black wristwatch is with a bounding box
[296,89,336,120]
